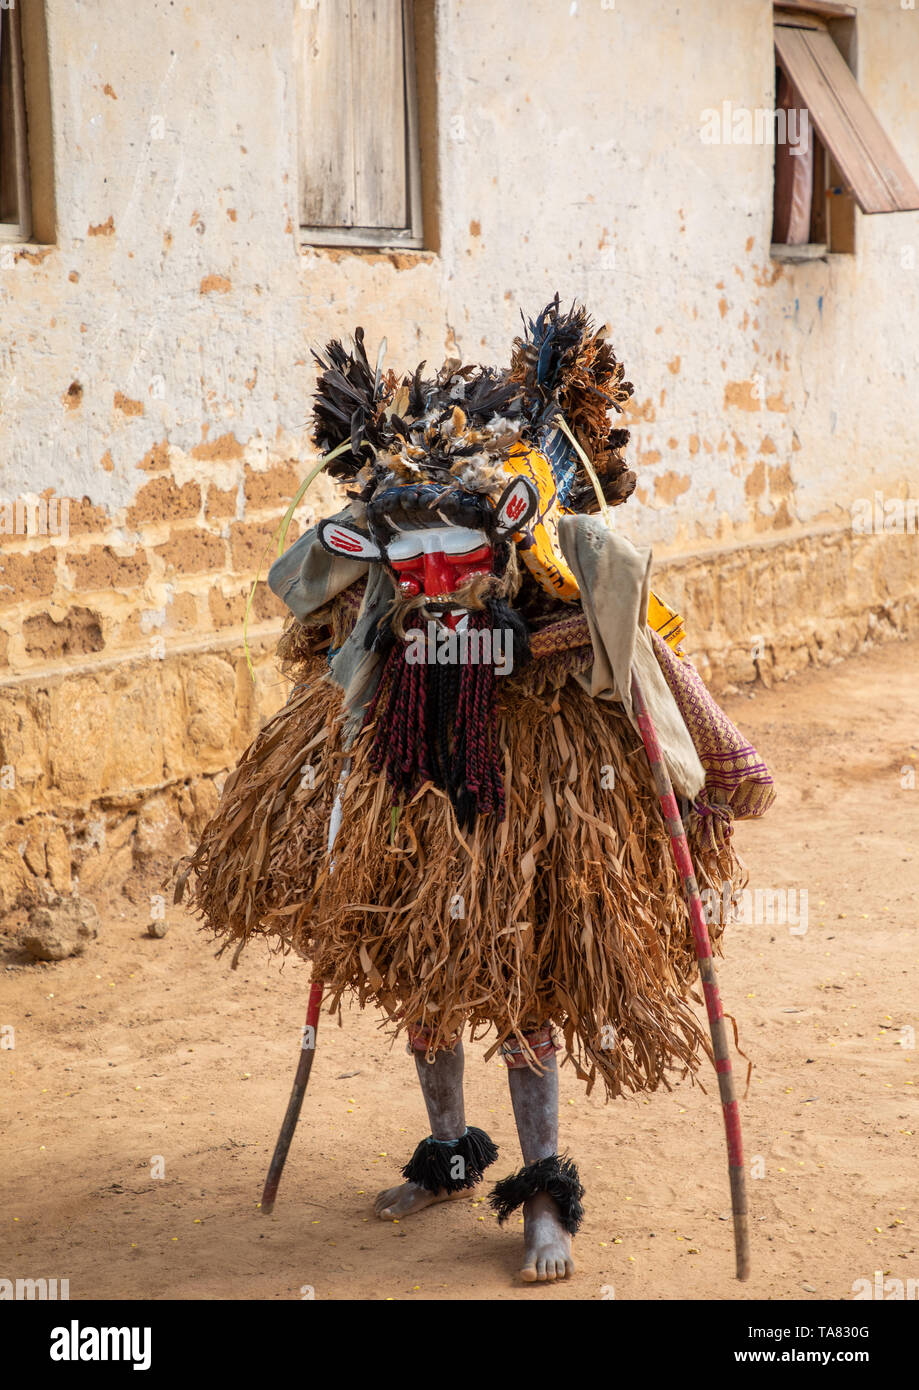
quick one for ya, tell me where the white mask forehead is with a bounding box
[386,526,490,561]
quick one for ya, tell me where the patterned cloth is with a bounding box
[650,629,776,836]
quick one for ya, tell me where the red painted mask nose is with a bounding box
[421,550,455,596]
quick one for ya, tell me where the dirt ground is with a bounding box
[2,637,917,1302]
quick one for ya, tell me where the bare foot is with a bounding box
[374,1180,477,1220]
[519,1191,574,1282]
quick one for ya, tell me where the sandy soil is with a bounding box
[2,638,917,1302]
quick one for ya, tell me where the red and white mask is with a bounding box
[318,476,538,630]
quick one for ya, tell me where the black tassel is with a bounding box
[488,1153,585,1235]
[364,609,397,657]
[401,1126,499,1194]
[484,595,531,670]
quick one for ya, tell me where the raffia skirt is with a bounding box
[180,652,743,1100]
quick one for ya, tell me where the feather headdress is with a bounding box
[310,296,636,515]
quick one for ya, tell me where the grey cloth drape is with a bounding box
[268,511,392,744]
[267,508,369,620]
[557,515,705,799]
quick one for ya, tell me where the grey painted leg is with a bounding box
[374,1042,474,1219]
[506,1052,575,1282]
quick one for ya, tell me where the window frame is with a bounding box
[298,0,424,251]
[774,0,854,19]
[0,0,33,243]
[772,6,853,260]
[771,1,919,262]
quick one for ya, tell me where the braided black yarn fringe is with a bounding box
[488,1153,585,1235]
[401,1126,499,1194]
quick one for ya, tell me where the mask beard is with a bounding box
[360,541,529,828]
[362,601,532,830]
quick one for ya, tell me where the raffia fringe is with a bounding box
[178,658,745,1101]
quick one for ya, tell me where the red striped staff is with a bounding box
[260,759,351,1214]
[630,669,750,1281]
[260,977,324,1215]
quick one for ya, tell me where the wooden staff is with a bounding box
[260,759,350,1214]
[630,669,751,1281]
[260,977,324,1215]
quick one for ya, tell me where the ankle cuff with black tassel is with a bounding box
[401,1126,499,1194]
[488,1153,585,1235]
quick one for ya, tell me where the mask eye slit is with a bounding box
[450,543,492,564]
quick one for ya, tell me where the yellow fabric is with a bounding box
[501,445,580,601]
[500,445,688,653]
[647,590,686,652]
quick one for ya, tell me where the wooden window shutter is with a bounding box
[297,0,422,246]
[774,21,919,214]
[0,0,32,240]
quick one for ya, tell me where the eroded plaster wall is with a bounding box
[1,0,917,904]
